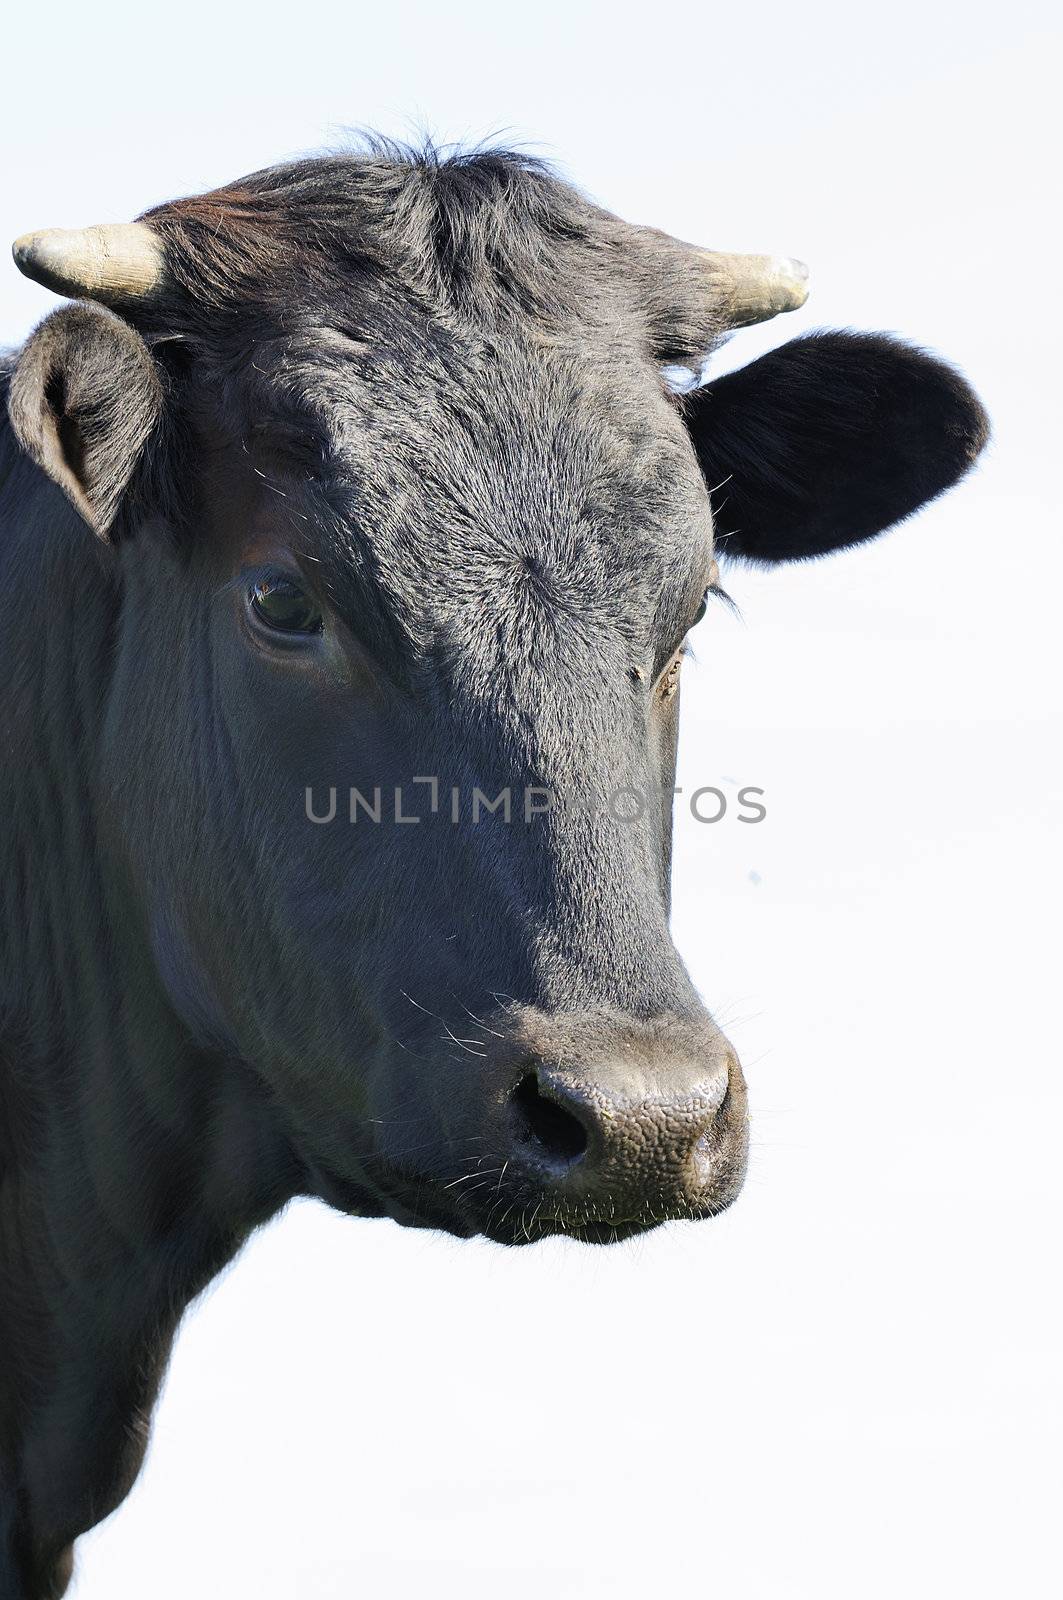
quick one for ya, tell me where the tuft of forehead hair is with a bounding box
[139,137,720,363]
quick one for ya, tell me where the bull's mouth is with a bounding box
[357,1164,746,1248]
[314,1163,742,1245]
[486,1210,696,1246]
[476,1186,745,1246]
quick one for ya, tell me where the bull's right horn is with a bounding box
[11,222,167,306]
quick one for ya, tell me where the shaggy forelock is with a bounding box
[139,138,722,363]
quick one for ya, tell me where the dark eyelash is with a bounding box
[707,582,741,620]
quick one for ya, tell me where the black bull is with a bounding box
[0,146,987,1597]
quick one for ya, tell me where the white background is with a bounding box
[2,3,1060,1596]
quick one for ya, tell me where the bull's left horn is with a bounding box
[11,223,166,305]
[697,251,810,328]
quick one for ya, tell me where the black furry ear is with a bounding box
[7,302,162,540]
[685,331,989,564]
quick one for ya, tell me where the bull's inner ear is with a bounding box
[7,301,162,541]
[685,331,989,565]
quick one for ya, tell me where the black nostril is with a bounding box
[509,1073,588,1172]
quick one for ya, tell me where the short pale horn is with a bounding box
[11,223,166,305]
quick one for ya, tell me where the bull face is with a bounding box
[7,149,987,1245]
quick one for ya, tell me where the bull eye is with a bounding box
[248,574,323,637]
[690,560,720,630]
